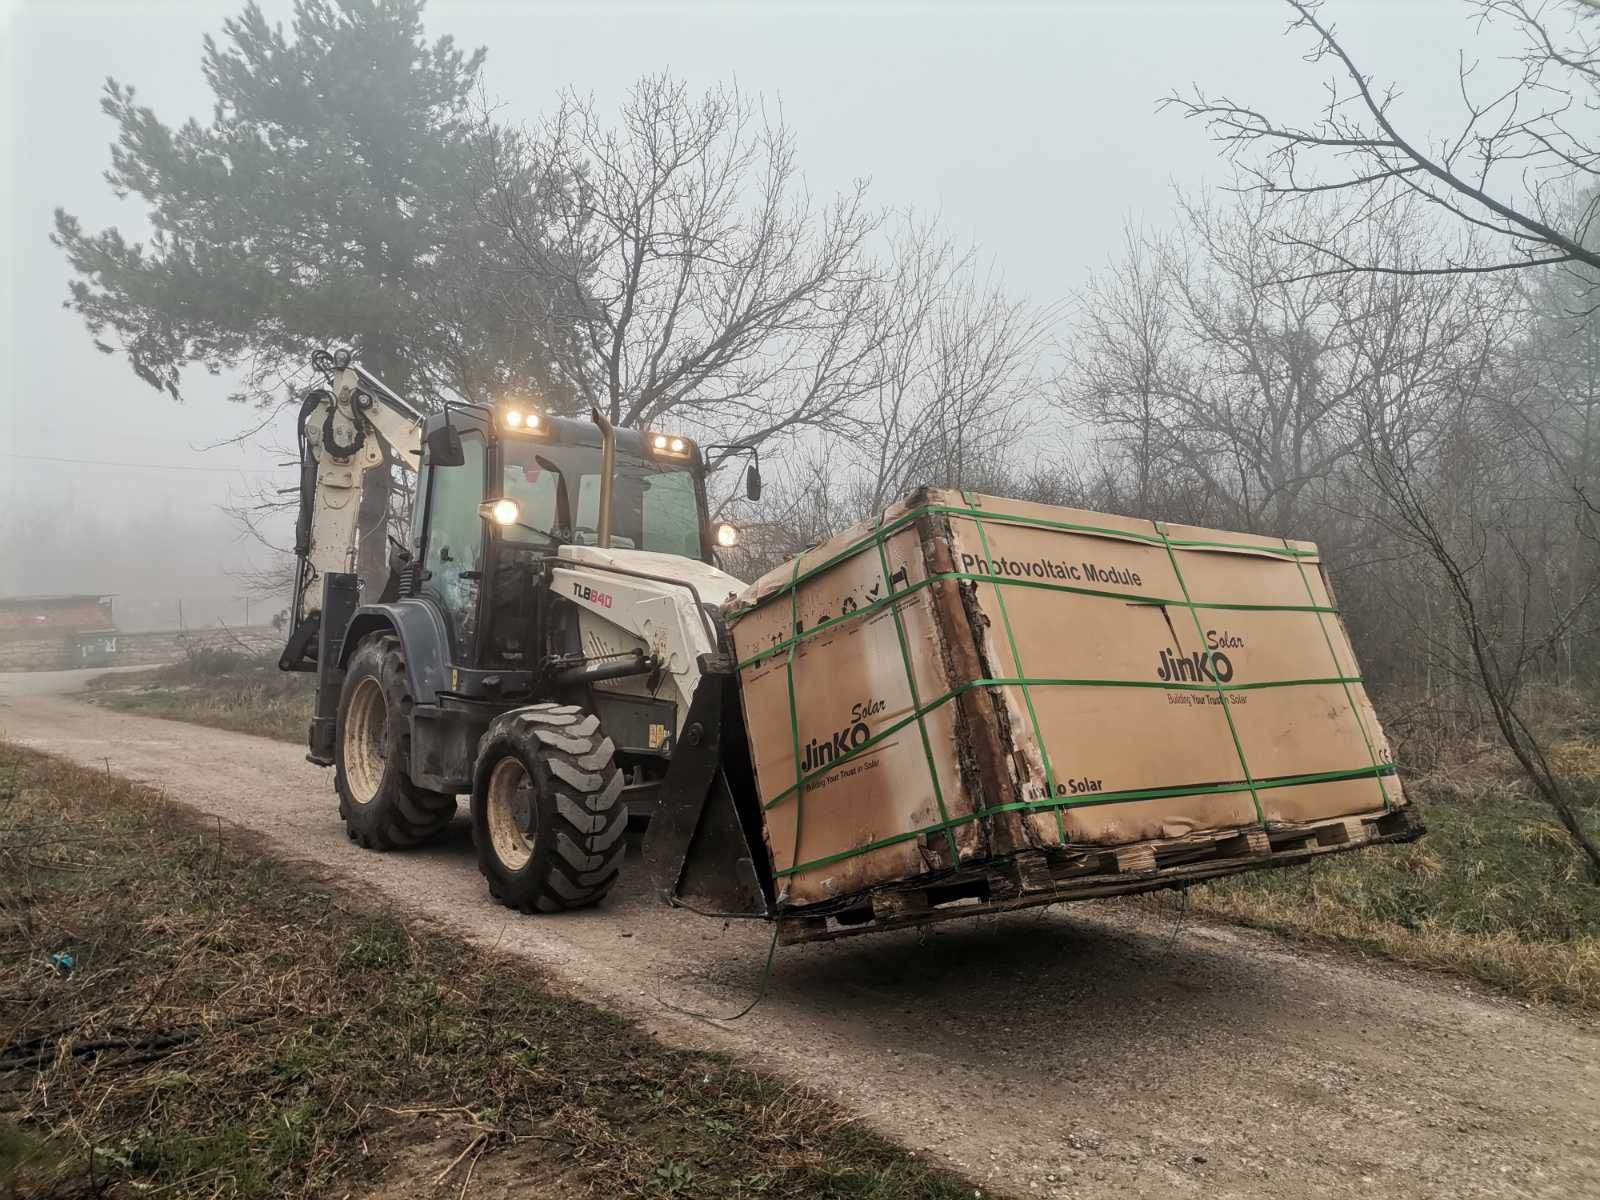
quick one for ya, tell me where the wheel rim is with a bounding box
[486,757,536,871]
[344,676,388,806]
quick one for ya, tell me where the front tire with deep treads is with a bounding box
[470,703,626,912]
[334,632,456,849]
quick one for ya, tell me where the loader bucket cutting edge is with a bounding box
[637,671,775,918]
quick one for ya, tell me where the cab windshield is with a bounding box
[499,441,705,559]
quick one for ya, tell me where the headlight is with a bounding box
[487,498,521,526]
[504,409,524,429]
[715,521,739,548]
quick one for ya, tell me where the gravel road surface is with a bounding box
[3,668,1596,1199]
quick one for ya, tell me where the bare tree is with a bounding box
[1355,356,1600,877]
[852,220,1057,512]
[1494,245,1600,679]
[1061,192,1489,539]
[1166,0,1600,283]
[1063,223,1194,517]
[472,75,886,474]
[717,451,861,581]
[714,218,1056,578]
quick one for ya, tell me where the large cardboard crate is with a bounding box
[725,488,1405,910]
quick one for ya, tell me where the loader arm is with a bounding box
[281,355,427,670]
[549,544,744,739]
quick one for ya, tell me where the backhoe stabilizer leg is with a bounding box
[306,572,360,766]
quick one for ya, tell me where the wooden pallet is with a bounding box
[775,804,1423,945]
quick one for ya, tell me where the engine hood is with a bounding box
[555,545,746,611]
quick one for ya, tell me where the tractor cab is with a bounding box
[406,404,733,668]
[284,355,769,920]
[391,403,750,775]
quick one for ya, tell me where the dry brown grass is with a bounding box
[1147,684,1600,1010]
[1150,751,1600,1010]
[0,743,982,1200]
[87,652,313,744]
[1162,872,1600,1010]
[1547,739,1600,780]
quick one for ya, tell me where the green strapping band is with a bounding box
[771,762,1398,878]
[736,569,1340,672]
[731,498,1320,628]
[869,513,960,863]
[1157,522,1264,825]
[1285,540,1393,812]
[760,671,1369,813]
[961,491,1067,841]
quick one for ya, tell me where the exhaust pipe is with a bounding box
[590,406,616,549]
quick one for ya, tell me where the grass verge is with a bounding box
[0,742,982,1200]
[1144,771,1600,1011]
[88,649,313,744]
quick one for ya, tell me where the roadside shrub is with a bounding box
[177,643,253,678]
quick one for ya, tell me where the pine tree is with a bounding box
[53,0,560,409]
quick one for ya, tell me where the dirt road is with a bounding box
[4,670,1596,1200]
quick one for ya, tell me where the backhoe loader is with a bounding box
[280,350,1421,942]
[279,349,771,919]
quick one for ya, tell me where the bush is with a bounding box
[176,643,255,678]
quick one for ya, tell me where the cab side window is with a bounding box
[408,464,429,555]
[421,433,486,650]
[502,461,560,537]
[642,472,701,558]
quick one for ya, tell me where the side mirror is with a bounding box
[745,461,762,502]
[426,424,465,467]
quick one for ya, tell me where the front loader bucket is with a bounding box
[639,671,774,918]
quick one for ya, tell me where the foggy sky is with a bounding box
[0,0,1522,629]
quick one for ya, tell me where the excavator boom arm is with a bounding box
[280,359,426,669]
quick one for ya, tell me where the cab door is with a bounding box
[417,430,488,659]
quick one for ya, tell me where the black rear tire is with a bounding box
[334,632,456,850]
[470,703,626,912]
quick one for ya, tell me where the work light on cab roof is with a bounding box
[649,431,694,460]
[499,403,545,433]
